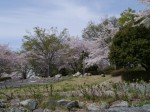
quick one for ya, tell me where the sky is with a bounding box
[0,0,147,51]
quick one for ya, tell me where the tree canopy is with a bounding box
[109,25,150,70]
[22,27,67,77]
[118,8,137,27]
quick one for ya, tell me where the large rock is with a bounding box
[66,101,79,109]
[55,74,62,78]
[0,108,6,112]
[43,108,51,112]
[108,107,149,112]
[10,99,20,106]
[87,73,92,76]
[142,104,150,111]
[0,73,9,78]
[8,106,31,112]
[84,73,92,76]
[110,100,129,108]
[101,74,105,77]
[73,72,82,77]
[20,99,38,110]
[33,108,43,112]
[57,99,71,106]
[100,102,109,109]
[105,90,115,97]
[87,103,101,112]
[29,76,40,80]
[0,99,7,108]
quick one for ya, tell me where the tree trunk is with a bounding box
[22,72,27,79]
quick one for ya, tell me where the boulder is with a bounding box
[78,102,84,108]
[66,101,79,109]
[0,99,7,108]
[8,106,31,112]
[84,73,92,76]
[87,103,101,112]
[10,99,20,106]
[108,107,149,112]
[83,73,88,76]
[101,74,105,77]
[20,99,38,110]
[43,108,51,112]
[87,73,92,76]
[73,72,82,77]
[142,104,150,111]
[33,108,43,112]
[110,100,128,108]
[100,102,109,109]
[29,76,40,79]
[0,108,6,112]
[57,99,71,106]
[55,74,62,78]
[0,73,9,78]
[105,90,115,97]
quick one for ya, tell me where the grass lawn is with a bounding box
[0,75,111,99]
[54,75,111,92]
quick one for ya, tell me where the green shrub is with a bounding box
[0,77,11,82]
[59,68,68,76]
[102,66,115,74]
[111,68,125,77]
[85,65,99,75]
[121,69,150,82]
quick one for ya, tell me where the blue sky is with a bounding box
[0,0,147,50]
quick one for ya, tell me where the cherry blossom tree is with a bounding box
[58,37,89,73]
[83,17,119,69]
[0,44,17,76]
[138,0,150,5]
[15,51,32,79]
[126,0,150,27]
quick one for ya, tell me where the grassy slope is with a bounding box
[0,75,111,99]
[54,75,111,92]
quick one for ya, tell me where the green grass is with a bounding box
[54,75,111,92]
[0,75,111,99]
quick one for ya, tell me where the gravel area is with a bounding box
[0,77,65,88]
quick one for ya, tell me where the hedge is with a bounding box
[111,68,125,77]
[121,69,150,82]
[111,68,150,82]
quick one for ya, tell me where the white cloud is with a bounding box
[0,0,102,50]
[1,0,144,50]
[0,0,100,37]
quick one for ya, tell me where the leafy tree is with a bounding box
[22,27,67,77]
[118,8,137,27]
[109,25,150,71]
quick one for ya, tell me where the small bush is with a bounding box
[102,66,115,74]
[0,77,11,82]
[85,65,99,75]
[111,68,125,77]
[121,69,150,82]
[59,68,68,76]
